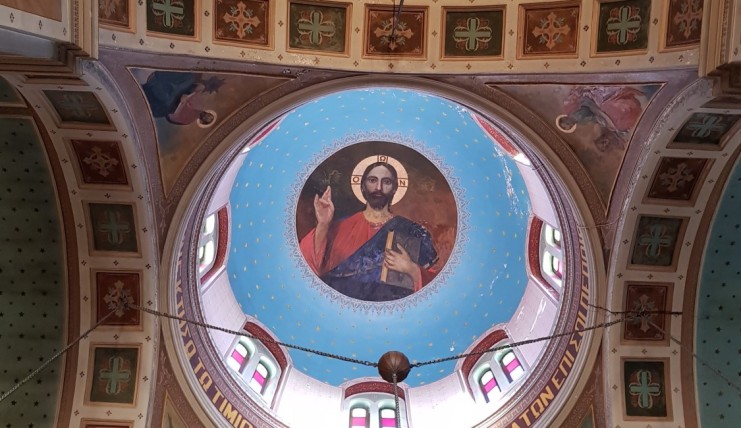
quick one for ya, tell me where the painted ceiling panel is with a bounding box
[91,0,705,74]
[0,116,65,427]
[0,0,62,21]
[495,83,661,205]
[696,157,741,427]
[129,68,292,193]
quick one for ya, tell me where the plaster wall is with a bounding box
[506,278,559,367]
[0,1,70,43]
[274,369,344,427]
[407,370,532,428]
[202,270,246,356]
[517,161,558,227]
[207,151,247,215]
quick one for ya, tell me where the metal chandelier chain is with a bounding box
[131,302,637,368]
[587,304,741,396]
[646,320,741,396]
[1,297,699,406]
[0,309,119,404]
[129,303,380,368]
[392,372,401,428]
[410,315,628,368]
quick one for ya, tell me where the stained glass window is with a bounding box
[500,351,524,382]
[198,213,217,273]
[479,368,500,402]
[379,408,396,428]
[350,407,370,428]
[249,361,270,394]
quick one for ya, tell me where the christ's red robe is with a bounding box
[300,212,379,277]
[299,212,434,292]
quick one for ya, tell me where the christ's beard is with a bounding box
[367,192,392,209]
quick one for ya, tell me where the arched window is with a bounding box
[478,367,501,403]
[466,337,528,405]
[342,384,407,428]
[249,360,270,394]
[544,223,561,248]
[225,335,281,403]
[499,351,524,382]
[542,251,563,281]
[349,406,370,428]
[540,221,564,290]
[226,340,251,372]
[198,207,229,285]
[197,213,217,273]
[379,408,396,428]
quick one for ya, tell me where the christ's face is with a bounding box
[363,165,395,209]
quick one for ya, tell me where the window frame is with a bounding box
[540,222,564,289]
[226,339,253,373]
[499,350,525,383]
[477,366,501,403]
[225,335,281,404]
[197,213,217,273]
[249,359,271,394]
[468,341,528,405]
[197,207,229,286]
[527,217,565,300]
[378,407,397,428]
[349,406,370,428]
[343,388,408,428]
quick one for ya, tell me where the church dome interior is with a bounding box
[0,1,740,427]
[185,86,574,427]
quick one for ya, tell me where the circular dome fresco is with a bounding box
[226,88,535,386]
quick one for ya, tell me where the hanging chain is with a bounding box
[411,315,628,368]
[134,304,686,370]
[389,0,405,46]
[18,295,741,413]
[0,309,118,404]
[588,303,741,396]
[587,302,683,316]
[392,372,401,428]
[129,303,379,367]
[648,321,741,396]
[133,302,634,370]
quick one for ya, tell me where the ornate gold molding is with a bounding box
[699,0,736,76]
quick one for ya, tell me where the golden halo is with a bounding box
[351,155,408,205]
[555,114,576,134]
[197,110,218,128]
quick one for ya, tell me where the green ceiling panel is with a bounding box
[0,116,65,426]
[697,157,741,427]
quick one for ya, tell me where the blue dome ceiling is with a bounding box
[227,88,532,386]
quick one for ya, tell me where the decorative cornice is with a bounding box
[243,322,289,371]
[616,78,713,236]
[344,381,406,400]
[460,330,508,380]
[699,0,734,75]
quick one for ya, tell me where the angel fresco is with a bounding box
[142,71,225,128]
[555,86,655,152]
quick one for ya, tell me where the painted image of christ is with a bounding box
[297,142,456,302]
